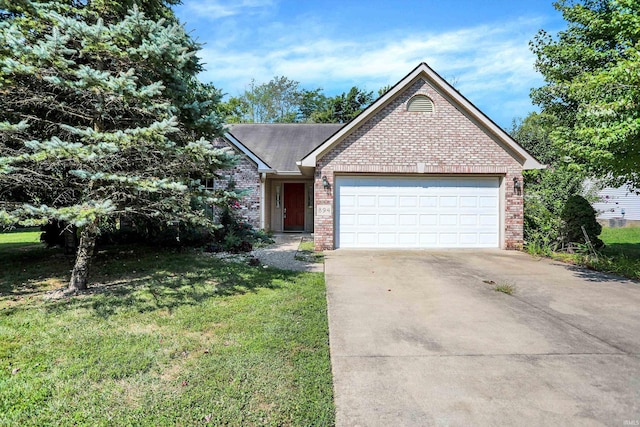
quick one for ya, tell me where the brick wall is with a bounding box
[315,78,524,250]
[213,138,261,228]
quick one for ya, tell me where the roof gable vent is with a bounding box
[407,95,434,113]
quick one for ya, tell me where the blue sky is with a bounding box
[174,1,566,128]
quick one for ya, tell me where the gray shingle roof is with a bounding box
[227,123,344,172]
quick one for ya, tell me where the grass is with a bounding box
[0,230,334,426]
[494,283,515,295]
[600,227,640,259]
[294,239,324,264]
[531,227,640,281]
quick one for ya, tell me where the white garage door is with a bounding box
[336,176,500,248]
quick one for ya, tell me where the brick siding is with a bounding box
[315,78,524,250]
[213,137,261,228]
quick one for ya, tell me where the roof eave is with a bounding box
[224,132,272,171]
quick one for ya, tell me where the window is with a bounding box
[407,95,434,113]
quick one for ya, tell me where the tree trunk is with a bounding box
[68,224,97,293]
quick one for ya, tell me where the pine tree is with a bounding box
[0,1,237,292]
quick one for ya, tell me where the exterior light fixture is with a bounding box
[276,184,281,208]
[513,177,521,195]
[322,176,331,190]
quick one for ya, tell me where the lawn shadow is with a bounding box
[37,255,305,319]
[561,262,640,285]
[602,242,640,259]
[0,243,72,296]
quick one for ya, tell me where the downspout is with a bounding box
[260,173,266,229]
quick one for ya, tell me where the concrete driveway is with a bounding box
[325,250,640,426]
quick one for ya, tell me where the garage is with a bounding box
[336,176,500,248]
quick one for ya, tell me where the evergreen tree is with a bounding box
[0,1,236,292]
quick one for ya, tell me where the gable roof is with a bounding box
[227,123,344,173]
[299,62,545,170]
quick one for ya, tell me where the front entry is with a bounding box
[284,183,305,231]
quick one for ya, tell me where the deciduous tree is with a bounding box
[312,86,374,123]
[531,0,640,190]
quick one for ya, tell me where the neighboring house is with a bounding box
[591,183,640,226]
[216,63,544,250]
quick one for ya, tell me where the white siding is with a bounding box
[592,185,640,221]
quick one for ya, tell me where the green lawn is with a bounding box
[601,227,640,259]
[0,230,334,426]
[548,227,640,280]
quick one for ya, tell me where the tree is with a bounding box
[298,88,329,123]
[561,194,604,248]
[219,78,376,124]
[511,112,586,250]
[510,112,556,165]
[312,86,375,123]
[221,76,308,123]
[0,1,236,292]
[531,0,640,190]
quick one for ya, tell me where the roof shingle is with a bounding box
[227,123,344,172]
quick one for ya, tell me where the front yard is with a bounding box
[548,227,640,280]
[0,230,334,426]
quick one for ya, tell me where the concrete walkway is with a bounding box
[251,233,324,273]
[325,249,640,426]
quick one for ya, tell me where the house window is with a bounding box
[407,95,434,113]
[204,178,215,191]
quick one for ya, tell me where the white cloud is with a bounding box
[181,0,275,20]
[193,15,545,125]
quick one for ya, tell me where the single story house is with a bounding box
[215,63,544,250]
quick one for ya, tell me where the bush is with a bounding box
[523,166,585,251]
[211,201,273,253]
[560,194,604,249]
[97,217,214,248]
[40,220,78,255]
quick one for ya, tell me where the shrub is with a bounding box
[523,166,585,251]
[40,220,78,255]
[211,201,272,253]
[560,194,604,249]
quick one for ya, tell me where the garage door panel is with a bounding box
[340,213,356,226]
[479,233,499,245]
[419,233,438,245]
[399,214,417,226]
[379,196,397,207]
[439,196,457,207]
[358,196,376,207]
[399,196,418,207]
[479,196,498,208]
[336,176,500,248]
[340,232,356,245]
[357,233,377,245]
[398,233,418,245]
[439,233,458,245]
[419,196,436,207]
[357,214,376,226]
[479,214,498,226]
[379,214,397,226]
[460,214,478,226]
[420,214,437,226]
[341,195,356,208]
[439,214,457,226]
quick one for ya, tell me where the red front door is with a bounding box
[284,183,305,231]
